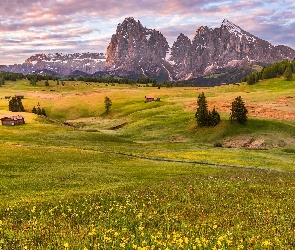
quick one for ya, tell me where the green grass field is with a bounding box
[0,78,295,249]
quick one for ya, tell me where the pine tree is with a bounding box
[230,96,248,124]
[32,106,37,114]
[41,108,47,116]
[9,97,25,112]
[208,108,221,127]
[104,96,112,115]
[195,92,209,127]
[195,93,221,127]
[37,107,42,115]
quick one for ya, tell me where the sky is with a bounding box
[1,0,295,65]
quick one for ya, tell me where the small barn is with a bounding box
[1,115,25,126]
[145,96,154,102]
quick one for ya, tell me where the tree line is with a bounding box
[243,59,295,85]
[0,72,25,86]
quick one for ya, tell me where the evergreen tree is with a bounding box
[37,107,42,115]
[104,96,112,115]
[32,106,37,114]
[41,108,47,116]
[195,92,209,127]
[283,66,293,81]
[208,108,221,127]
[195,93,221,127]
[230,96,248,124]
[9,97,25,112]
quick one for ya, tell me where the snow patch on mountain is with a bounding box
[222,19,256,43]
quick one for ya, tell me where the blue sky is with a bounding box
[0,0,295,65]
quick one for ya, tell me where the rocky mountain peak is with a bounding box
[221,19,257,43]
[106,17,171,80]
[195,26,210,36]
[169,19,295,81]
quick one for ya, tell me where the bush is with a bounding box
[214,142,223,147]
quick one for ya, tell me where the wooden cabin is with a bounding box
[145,96,154,102]
[1,115,25,126]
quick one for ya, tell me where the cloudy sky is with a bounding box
[1,0,295,65]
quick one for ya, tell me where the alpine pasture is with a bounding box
[0,78,295,249]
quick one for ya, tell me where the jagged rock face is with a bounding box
[1,53,106,75]
[170,33,192,80]
[106,17,171,80]
[171,20,295,80]
[2,18,295,83]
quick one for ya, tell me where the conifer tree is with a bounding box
[208,107,221,127]
[41,108,47,116]
[9,97,25,112]
[104,96,112,115]
[230,96,248,124]
[195,92,209,127]
[32,106,37,114]
[195,93,221,127]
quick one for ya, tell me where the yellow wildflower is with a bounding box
[31,206,36,213]
[262,240,272,247]
[237,244,244,250]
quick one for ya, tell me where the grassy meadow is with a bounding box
[0,77,295,249]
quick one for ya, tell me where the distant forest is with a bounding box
[243,59,295,84]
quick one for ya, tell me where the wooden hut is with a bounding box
[1,115,25,126]
[145,96,155,102]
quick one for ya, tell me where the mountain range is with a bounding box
[1,17,295,84]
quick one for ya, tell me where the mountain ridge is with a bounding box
[1,17,295,84]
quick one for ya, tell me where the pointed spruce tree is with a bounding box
[104,96,112,115]
[195,92,209,127]
[230,96,248,124]
[9,97,25,112]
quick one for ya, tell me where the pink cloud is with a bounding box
[0,0,295,65]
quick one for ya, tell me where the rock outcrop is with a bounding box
[105,17,172,81]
